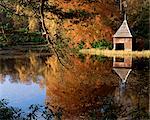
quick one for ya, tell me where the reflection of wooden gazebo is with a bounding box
[113,68,131,83]
[113,57,132,103]
[113,57,132,83]
[113,19,132,51]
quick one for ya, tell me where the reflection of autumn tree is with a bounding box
[0,54,47,88]
[0,58,17,83]
[113,58,149,119]
[15,54,46,87]
[0,54,149,119]
[45,55,118,119]
[45,56,149,119]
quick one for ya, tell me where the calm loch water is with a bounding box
[0,54,149,119]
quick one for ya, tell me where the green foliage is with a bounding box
[0,15,13,30]
[0,5,14,30]
[78,53,85,62]
[91,39,112,50]
[78,40,85,49]
[129,3,149,39]
[18,28,29,33]
[0,23,12,30]
[54,32,70,55]
[128,106,149,120]
[31,36,45,43]
[0,99,22,120]
[0,32,47,47]
[55,38,69,49]
[0,99,62,120]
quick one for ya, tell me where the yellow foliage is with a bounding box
[28,17,39,32]
[16,5,23,14]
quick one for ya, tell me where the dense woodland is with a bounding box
[0,1,149,119]
[0,0,149,50]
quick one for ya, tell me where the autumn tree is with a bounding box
[0,0,148,49]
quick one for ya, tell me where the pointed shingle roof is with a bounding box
[113,20,132,38]
[113,68,132,83]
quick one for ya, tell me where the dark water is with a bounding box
[0,54,149,120]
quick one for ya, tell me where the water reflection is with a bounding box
[0,55,47,109]
[45,56,117,119]
[45,55,149,119]
[113,56,132,98]
[0,54,149,119]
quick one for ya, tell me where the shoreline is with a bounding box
[79,49,150,58]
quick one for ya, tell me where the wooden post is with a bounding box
[113,43,116,50]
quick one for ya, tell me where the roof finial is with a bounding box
[123,0,127,20]
[124,12,127,20]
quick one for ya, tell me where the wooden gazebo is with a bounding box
[113,19,132,51]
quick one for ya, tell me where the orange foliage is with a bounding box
[45,55,118,119]
[47,0,120,47]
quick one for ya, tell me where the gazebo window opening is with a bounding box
[116,57,124,62]
[116,43,124,50]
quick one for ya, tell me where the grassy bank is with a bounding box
[79,49,150,58]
